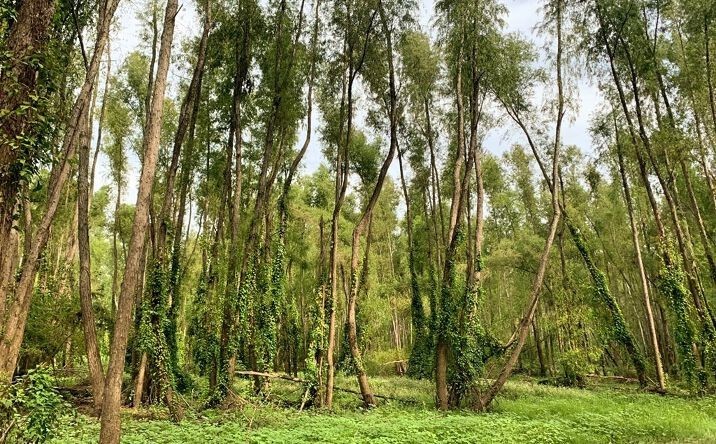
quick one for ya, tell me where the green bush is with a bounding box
[558,349,598,388]
[0,365,70,443]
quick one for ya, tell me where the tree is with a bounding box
[100,0,180,439]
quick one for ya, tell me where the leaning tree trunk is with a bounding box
[615,123,666,392]
[480,0,564,408]
[0,0,119,381]
[99,0,179,440]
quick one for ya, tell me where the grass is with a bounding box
[51,376,716,443]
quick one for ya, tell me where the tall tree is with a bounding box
[99,0,180,439]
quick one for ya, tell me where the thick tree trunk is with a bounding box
[0,0,56,249]
[99,0,178,440]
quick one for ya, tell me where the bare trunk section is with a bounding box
[78,90,106,413]
[99,0,178,440]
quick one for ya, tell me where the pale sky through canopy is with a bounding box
[101,0,601,201]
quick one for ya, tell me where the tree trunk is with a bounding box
[78,92,106,413]
[533,319,546,377]
[615,122,666,392]
[0,0,119,381]
[99,0,179,440]
[0,0,56,250]
[481,0,563,408]
[479,211,561,409]
[436,41,468,410]
[133,352,148,407]
[326,6,363,406]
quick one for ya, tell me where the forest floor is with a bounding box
[51,375,716,443]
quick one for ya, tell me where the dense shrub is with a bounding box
[0,366,70,443]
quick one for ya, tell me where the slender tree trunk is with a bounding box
[326,8,362,406]
[705,21,716,140]
[132,352,147,407]
[0,0,119,380]
[99,0,178,440]
[341,1,397,408]
[398,146,426,375]
[479,211,561,409]
[78,90,106,413]
[532,319,546,377]
[436,42,467,411]
[615,121,666,392]
[595,6,696,386]
[425,98,445,250]
[480,0,563,408]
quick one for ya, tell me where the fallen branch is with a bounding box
[586,374,639,383]
[234,371,419,404]
[381,360,406,366]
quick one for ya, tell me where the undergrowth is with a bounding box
[51,376,716,443]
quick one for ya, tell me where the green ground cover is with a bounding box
[51,377,716,443]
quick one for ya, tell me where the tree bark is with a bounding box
[99,0,179,440]
[0,0,56,250]
[78,91,106,413]
[0,0,119,381]
[615,120,666,392]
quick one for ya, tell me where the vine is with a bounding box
[566,220,646,386]
[657,263,701,390]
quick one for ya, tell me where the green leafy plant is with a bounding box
[0,365,70,443]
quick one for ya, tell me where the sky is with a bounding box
[98,0,602,201]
